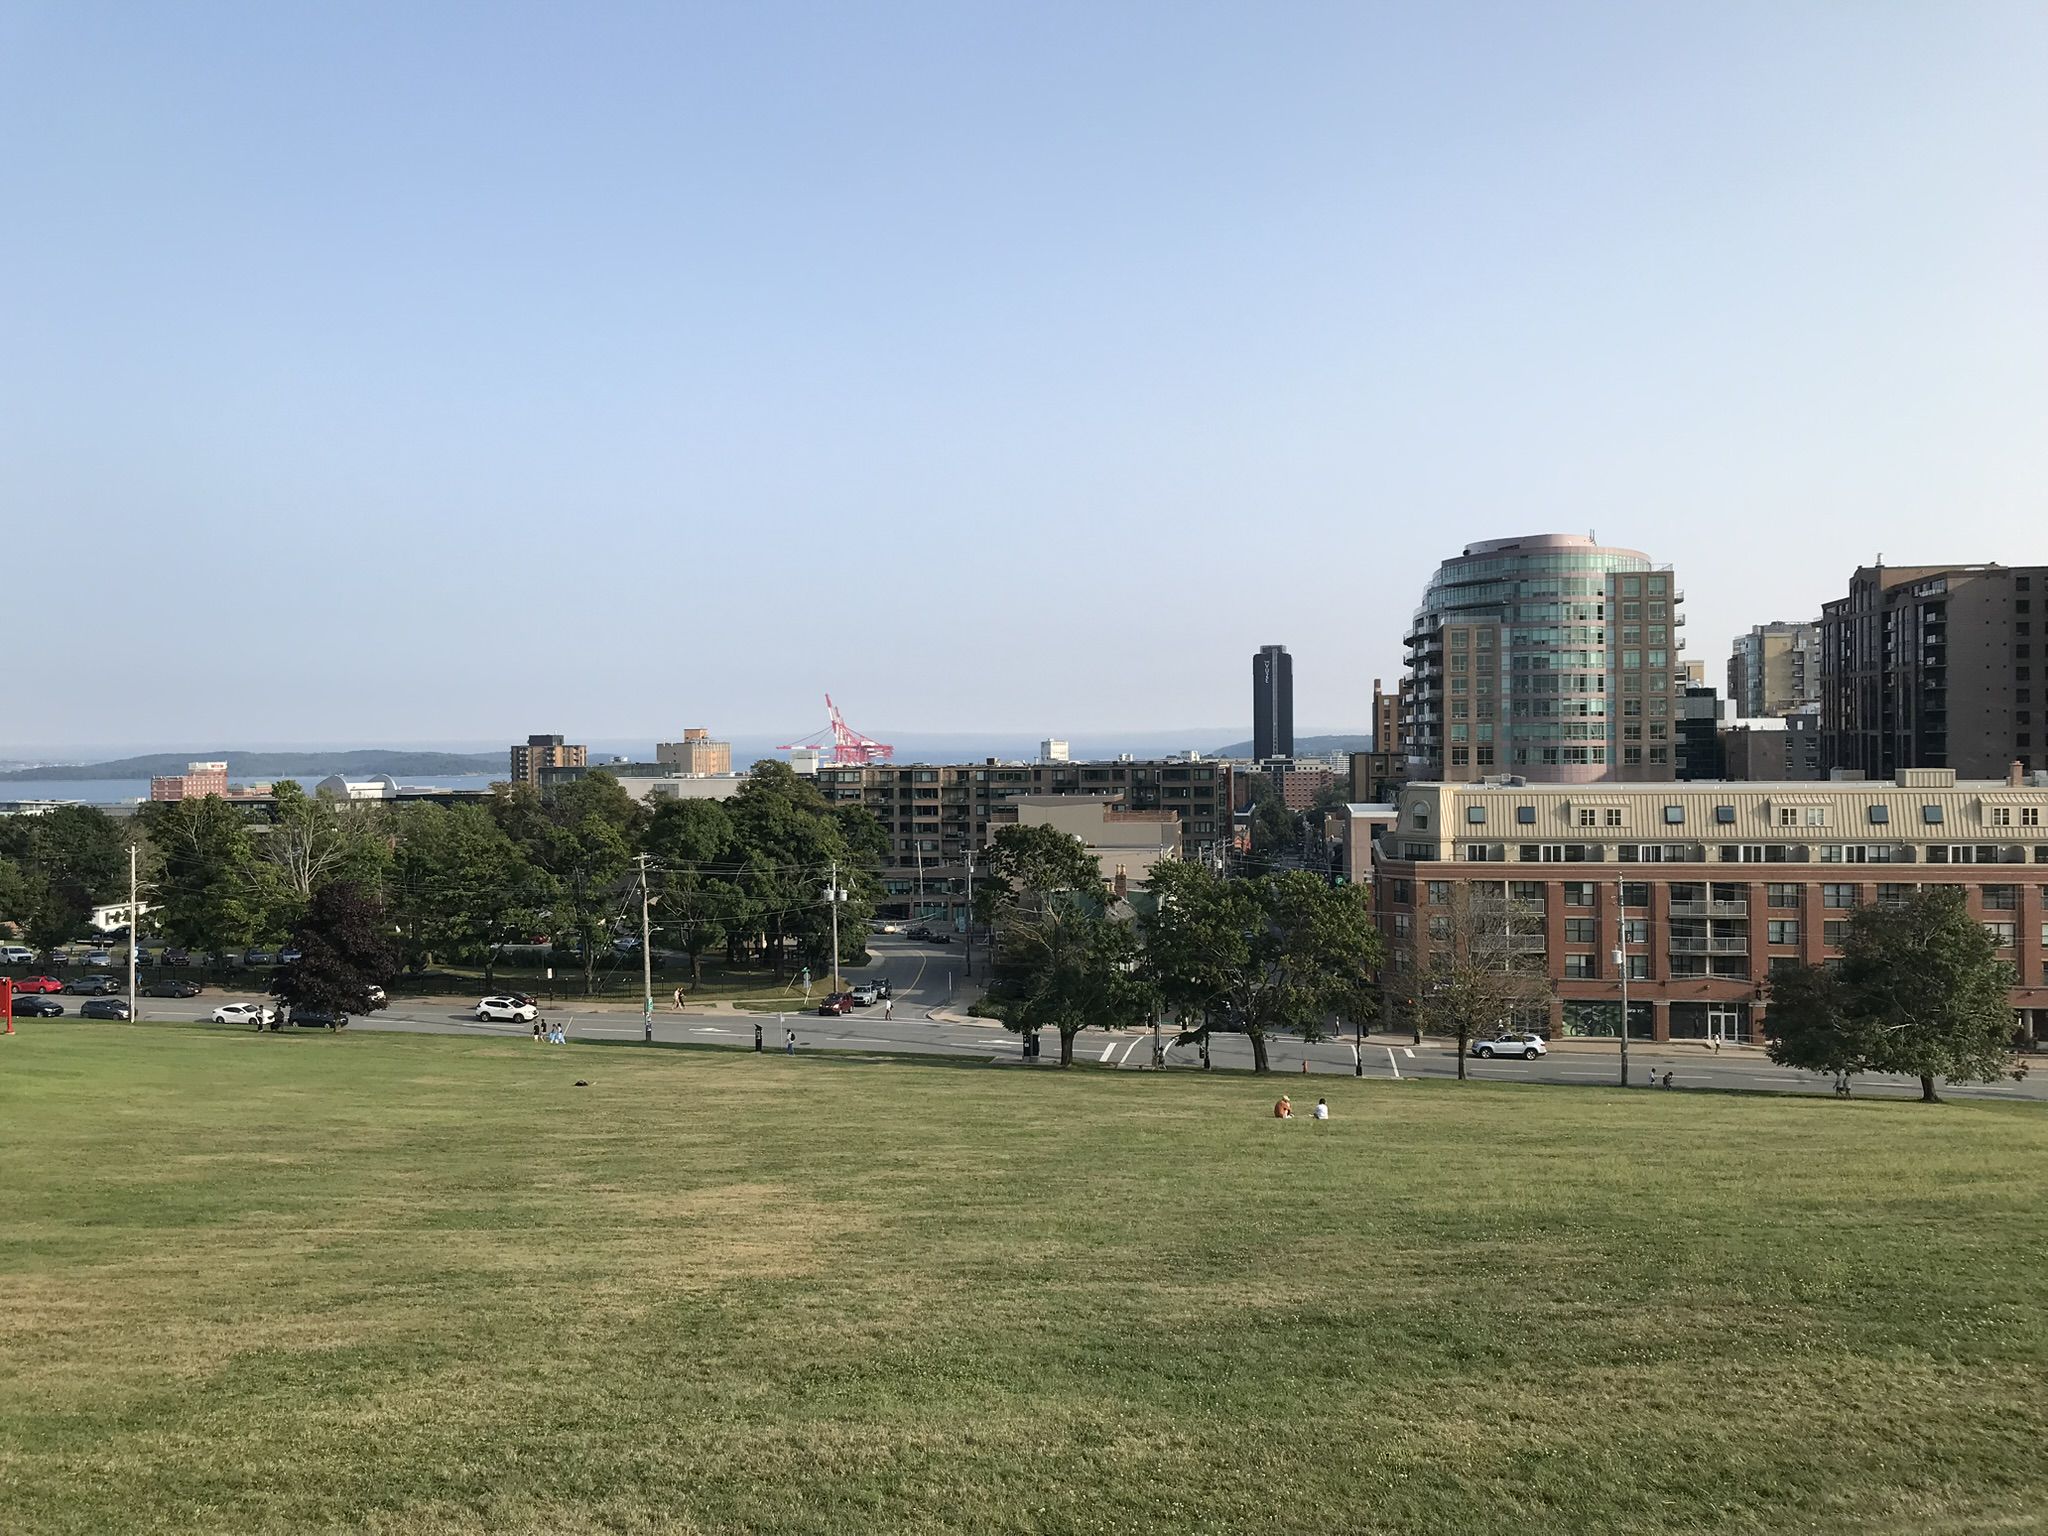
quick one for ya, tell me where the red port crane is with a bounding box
[778,694,895,766]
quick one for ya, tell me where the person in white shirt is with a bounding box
[1312,1098,1329,1122]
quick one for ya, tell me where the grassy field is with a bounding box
[2,1025,2044,1535]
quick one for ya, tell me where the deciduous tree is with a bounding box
[1392,881,1552,1080]
[271,880,398,1019]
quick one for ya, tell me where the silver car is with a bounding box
[1470,1031,1548,1061]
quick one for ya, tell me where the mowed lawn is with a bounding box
[2,1027,2044,1536]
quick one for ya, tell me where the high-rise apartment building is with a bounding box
[1402,534,1683,784]
[1727,621,1820,718]
[655,729,731,776]
[1252,645,1293,761]
[509,734,587,786]
[1370,678,1398,756]
[1040,739,1070,764]
[1821,563,2048,779]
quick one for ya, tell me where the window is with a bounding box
[1564,954,1599,979]
[1392,914,1412,942]
[1626,955,1650,980]
[1983,884,2019,911]
[1823,920,1850,946]
[1868,804,1890,824]
[1427,881,1451,905]
[1516,805,1536,825]
[1622,918,1648,945]
[1564,917,1596,943]
[2026,807,2042,827]
[1767,883,1800,908]
[1777,806,1798,827]
[1984,921,2016,948]
[1603,808,1623,827]
[1429,915,1451,940]
[1466,805,1487,824]
[1767,920,1800,945]
[1621,882,1649,908]
[1877,884,1916,907]
[1563,881,1596,907]
[1923,805,1945,824]
[1804,807,1828,826]
[1509,881,1543,902]
[1390,879,1411,903]
[1577,808,1597,827]
[1991,807,2013,827]
[1823,884,1858,908]
[1663,805,1685,825]
[1715,805,1736,824]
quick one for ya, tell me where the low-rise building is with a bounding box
[656,729,732,776]
[996,795,1180,894]
[1721,713,1822,781]
[149,761,230,802]
[1374,767,2048,1044]
[539,762,747,806]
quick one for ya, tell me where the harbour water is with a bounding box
[0,773,506,808]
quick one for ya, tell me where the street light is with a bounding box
[1614,874,1630,1087]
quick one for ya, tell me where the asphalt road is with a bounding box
[56,934,2048,1104]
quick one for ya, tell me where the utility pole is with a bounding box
[1615,875,1630,1087]
[638,853,654,1044]
[828,859,843,994]
[963,848,974,977]
[126,844,138,1021]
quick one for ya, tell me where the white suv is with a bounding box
[215,1002,278,1027]
[0,945,34,965]
[477,996,538,1023]
[1470,1031,1548,1060]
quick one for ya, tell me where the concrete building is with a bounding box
[787,748,822,776]
[1040,738,1070,764]
[538,762,746,806]
[656,729,731,776]
[149,762,230,802]
[813,758,1236,927]
[313,774,402,801]
[1821,563,2048,781]
[1003,796,1180,894]
[1728,621,1820,718]
[1373,767,2048,1043]
[1338,803,1399,886]
[509,734,586,787]
[1402,534,1683,784]
[1721,713,1822,781]
[1252,644,1293,762]
[1347,749,1404,806]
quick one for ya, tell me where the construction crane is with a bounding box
[778,694,895,766]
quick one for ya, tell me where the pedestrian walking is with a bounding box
[883,997,893,1021]
[1661,1069,1674,1089]
[785,1028,796,1055]
[532,1018,542,1044]
[672,987,685,1013]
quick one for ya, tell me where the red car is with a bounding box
[11,976,63,994]
[817,993,854,1016]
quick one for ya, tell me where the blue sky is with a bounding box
[3,1,2044,752]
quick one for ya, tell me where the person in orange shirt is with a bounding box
[1274,1095,1292,1119]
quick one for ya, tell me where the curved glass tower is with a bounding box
[1401,534,1682,784]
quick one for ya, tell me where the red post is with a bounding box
[2,977,13,1035]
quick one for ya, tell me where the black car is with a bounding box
[289,1007,348,1030]
[80,998,133,1020]
[907,924,932,940]
[142,979,202,998]
[63,975,120,996]
[164,948,193,967]
[928,931,953,945]
[245,949,279,967]
[13,996,63,1017]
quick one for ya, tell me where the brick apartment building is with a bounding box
[149,761,230,801]
[509,734,587,787]
[1374,768,2048,1044]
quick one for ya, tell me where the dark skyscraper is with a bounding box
[1253,644,1293,761]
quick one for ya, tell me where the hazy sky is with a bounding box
[4,2,2044,753]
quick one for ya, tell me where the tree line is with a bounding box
[0,764,884,995]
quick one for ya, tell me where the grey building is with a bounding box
[1727,621,1820,718]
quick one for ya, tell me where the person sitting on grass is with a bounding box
[1274,1095,1293,1119]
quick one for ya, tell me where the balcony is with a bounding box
[1667,900,1748,918]
[1668,936,1751,955]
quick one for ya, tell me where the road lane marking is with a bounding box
[1118,1038,1143,1066]
[1099,1042,1116,1062]
[1402,1047,1415,1058]
[1384,1048,1401,1080]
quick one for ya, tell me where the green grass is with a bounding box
[2,1024,2044,1535]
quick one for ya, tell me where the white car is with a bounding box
[476,996,538,1023]
[214,1002,278,1027]
[848,983,880,1006]
[1470,1031,1548,1060]
[0,945,34,965]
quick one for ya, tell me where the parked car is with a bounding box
[817,993,854,1015]
[290,1007,347,1030]
[476,996,538,1023]
[142,979,203,999]
[80,998,133,1020]
[279,948,302,964]
[0,944,35,965]
[213,1002,278,1028]
[244,948,279,967]
[1470,1032,1548,1061]
[83,949,114,967]
[164,948,193,967]
[13,995,63,1017]
[64,975,120,996]
[848,983,880,1006]
[13,975,64,994]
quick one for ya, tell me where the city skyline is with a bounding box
[5,4,2045,744]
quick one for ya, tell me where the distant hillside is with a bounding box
[0,750,507,783]
[1209,734,1374,759]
